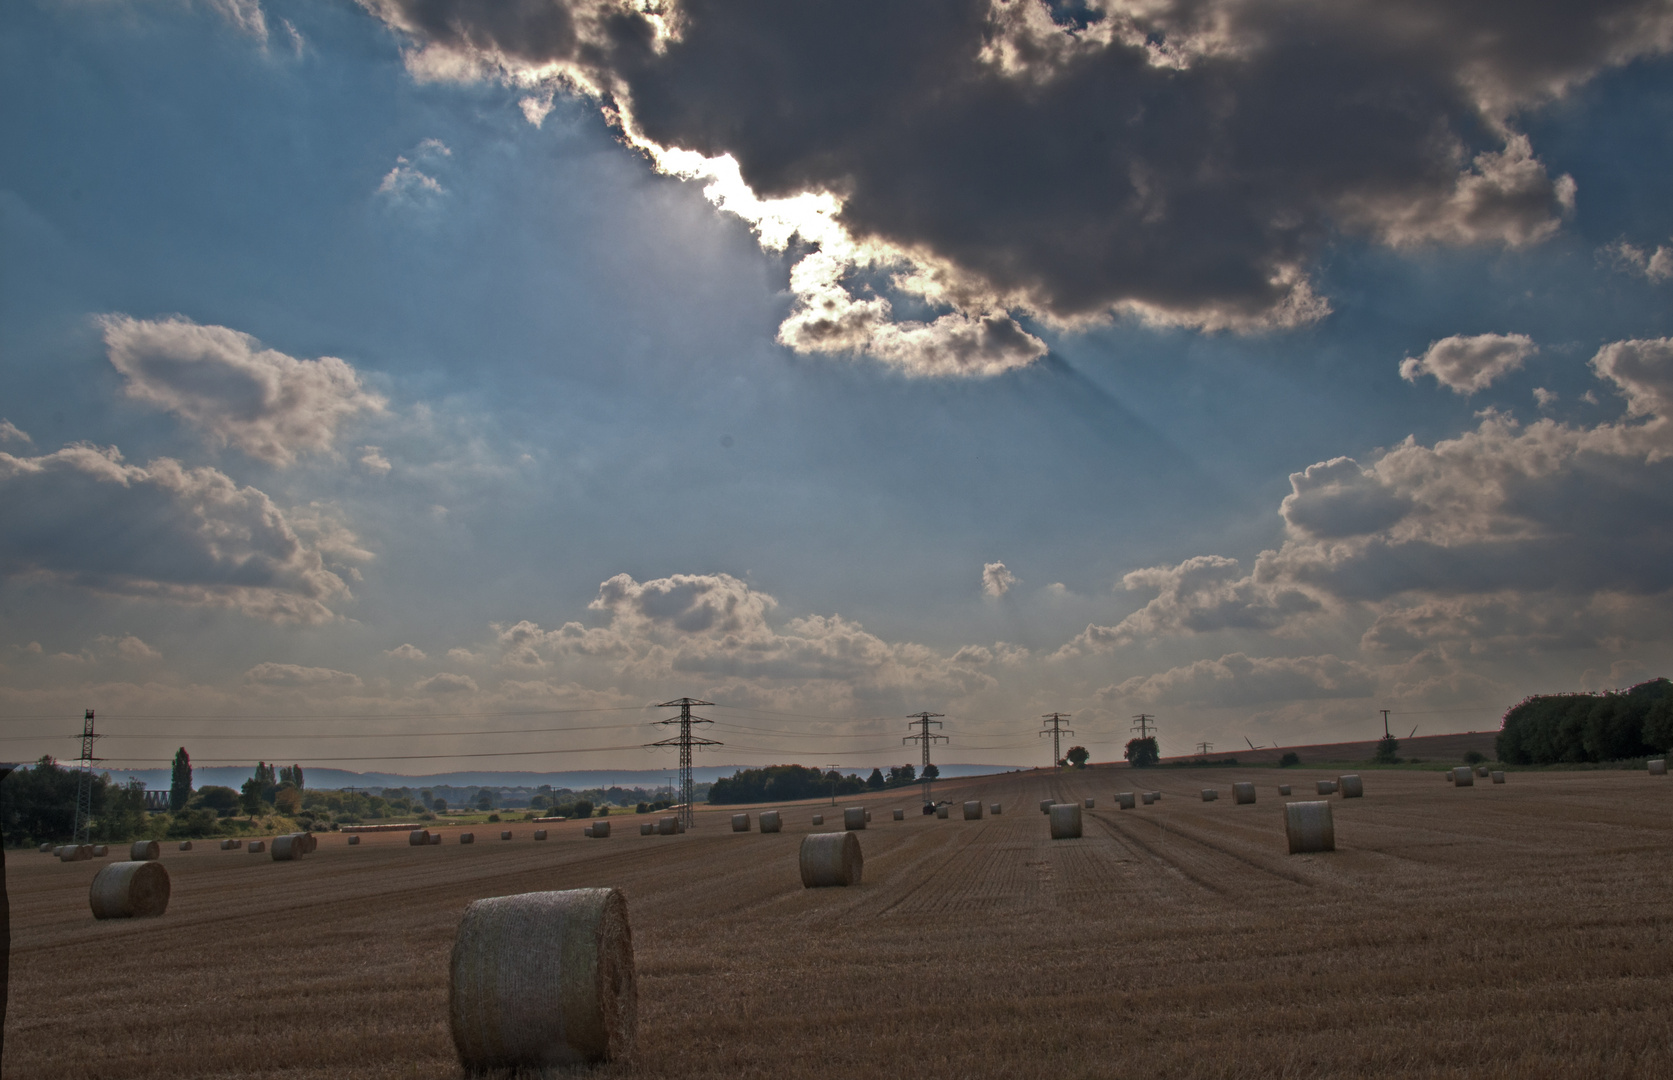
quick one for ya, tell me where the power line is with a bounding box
[647,698,720,830]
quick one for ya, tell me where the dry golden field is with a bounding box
[8,765,1673,1079]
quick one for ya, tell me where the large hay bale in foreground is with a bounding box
[450,888,636,1070]
[1201,789,1218,802]
[461,832,475,844]
[247,841,266,853]
[799,832,862,887]
[1232,782,1256,805]
[89,860,170,919]
[178,841,193,851]
[963,801,983,821]
[843,807,867,831]
[1285,801,1335,854]
[410,830,432,846]
[1650,759,1668,776]
[58,845,91,863]
[935,805,949,819]
[892,809,905,821]
[731,814,750,832]
[1049,803,1082,839]
[1117,792,1136,810]
[1338,774,1364,799]
[1315,780,1337,795]
[1453,767,1474,787]
[1491,771,1505,784]
[129,840,160,861]
[271,834,306,861]
[534,829,548,841]
[1039,799,1053,814]
[1278,785,1292,796]
[759,811,781,833]
[347,835,360,846]
[990,803,1002,815]
[592,821,611,838]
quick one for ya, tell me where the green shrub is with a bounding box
[1279,751,1301,767]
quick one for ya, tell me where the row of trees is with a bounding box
[2,757,150,846]
[708,763,940,805]
[1497,678,1673,764]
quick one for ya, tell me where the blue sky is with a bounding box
[4,0,1673,777]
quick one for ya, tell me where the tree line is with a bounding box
[1497,678,1673,764]
[707,763,936,805]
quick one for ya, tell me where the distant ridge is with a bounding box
[1150,730,1499,767]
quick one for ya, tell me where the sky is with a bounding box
[3,0,1673,780]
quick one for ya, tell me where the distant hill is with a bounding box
[1151,730,1500,766]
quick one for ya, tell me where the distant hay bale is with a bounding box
[58,845,91,862]
[1083,798,1095,809]
[1278,784,1292,796]
[91,845,108,857]
[89,860,171,920]
[501,831,513,840]
[675,819,686,834]
[38,842,52,853]
[248,841,266,853]
[449,887,636,1070]
[270,834,305,861]
[658,817,677,835]
[865,811,872,822]
[1048,803,1082,840]
[1338,774,1364,798]
[583,826,593,837]
[592,821,611,838]
[348,835,361,845]
[1151,791,1163,801]
[990,803,1002,815]
[410,830,432,846]
[307,833,318,853]
[892,809,905,821]
[432,833,444,845]
[178,841,193,851]
[1445,771,1454,783]
[732,814,751,832]
[129,840,160,861]
[1201,789,1218,802]
[639,822,653,835]
[461,832,476,844]
[1284,800,1335,855]
[963,801,983,820]
[1453,767,1474,787]
[1476,766,1490,778]
[1315,780,1337,795]
[1233,782,1256,805]
[758,811,781,833]
[1141,792,1156,805]
[1040,799,1053,814]
[1650,759,1668,776]
[844,807,867,831]
[1117,792,1136,810]
[799,832,863,888]
[1490,771,1505,784]
[935,804,950,819]
[811,814,825,826]
[534,829,549,841]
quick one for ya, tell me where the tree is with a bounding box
[1066,746,1090,768]
[1374,735,1400,764]
[572,799,593,819]
[922,763,940,780]
[1124,737,1159,767]
[1279,751,1301,768]
[169,747,193,813]
[432,797,447,813]
[279,764,304,790]
[866,767,886,790]
[191,785,240,816]
[238,778,265,816]
[475,788,495,811]
[887,764,916,786]
[274,785,302,815]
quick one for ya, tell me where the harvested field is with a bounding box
[9,767,1673,1079]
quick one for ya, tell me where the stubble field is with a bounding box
[7,766,1673,1079]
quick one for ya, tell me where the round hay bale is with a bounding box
[431,832,444,845]
[38,842,52,853]
[1476,765,1491,778]
[759,811,781,834]
[798,832,862,887]
[843,807,867,831]
[450,887,635,1069]
[1338,774,1364,798]
[1117,792,1136,810]
[1151,791,1163,801]
[1048,803,1082,840]
[461,832,476,844]
[89,860,170,919]
[177,841,193,851]
[534,829,548,841]
[410,830,432,846]
[270,834,305,861]
[990,803,1002,815]
[891,809,905,821]
[219,838,233,850]
[811,814,824,826]
[1232,782,1256,805]
[934,804,949,819]
[1039,799,1053,814]
[963,801,983,821]
[675,819,686,834]
[639,822,653,835]
[1284,800,1335,854]
[1083,798,1096,809]
[657,817,677,835]
[501,831,513,840]
[129,840,160,861]
[731,813,750,832]
[247,840,266,853]
[1278,784,1292,796]
[1315,780,1337,795]
[306,833,318,853]
[583,826,594,837]
[1201,789,1218,802]
[348,835,361,845]
[592,821,611,838]
[91,844,108,857]
[1453,767,1474,787]
[1141,792,1156,805]
[58,845,91,862]
[1490,771,1506,784]
[865,811,872,822]
[1650,759,1668,776]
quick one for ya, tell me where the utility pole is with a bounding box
[827,764,841,806]
[904,711,947,805]
[647,698,720,831]
[1132,714,1156,740]
[1380,709,1392,739]
[1195,741,1213,757]
[1039,712,1074,769]
[73,708,100,844]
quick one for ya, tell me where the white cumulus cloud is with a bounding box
[1400,333,1537,395]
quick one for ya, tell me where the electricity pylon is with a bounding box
[1039,712,1074,768]
[648,698,720,830]
[904,711,947,804]
[74,709,100,844]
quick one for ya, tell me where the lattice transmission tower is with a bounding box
[74,708,100,844]
[1039,712,1074,768]
[648,698,720,830]
[904,711,947,805]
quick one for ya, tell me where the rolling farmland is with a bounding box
[9,766,1673,1079]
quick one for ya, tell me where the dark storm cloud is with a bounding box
[362,0,1670,363]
